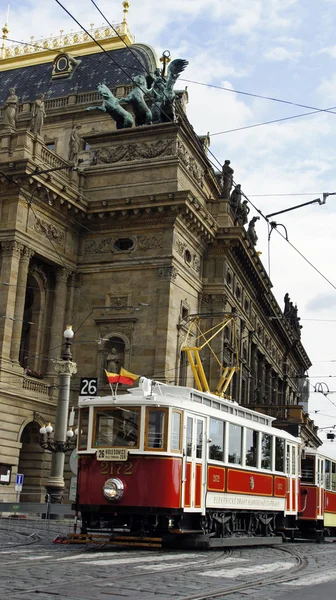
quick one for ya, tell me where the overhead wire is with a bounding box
[3,2,336,388]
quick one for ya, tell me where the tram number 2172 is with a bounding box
[100,461,133,476]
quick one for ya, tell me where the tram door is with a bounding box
[183,414,206,514]
[286,443,298,513]
[317,457,324,519]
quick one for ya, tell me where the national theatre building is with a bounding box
[0,3,319,501]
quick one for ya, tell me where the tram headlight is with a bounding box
[103,478,124,501]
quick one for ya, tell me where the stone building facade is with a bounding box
[0,9,319,500]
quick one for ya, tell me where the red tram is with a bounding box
[75,377,303,547]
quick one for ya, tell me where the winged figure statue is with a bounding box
[150,58,189,124]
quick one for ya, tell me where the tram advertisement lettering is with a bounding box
[100,461,133,476]
[96,448,128,461]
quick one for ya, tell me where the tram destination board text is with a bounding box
[96,448,128,461]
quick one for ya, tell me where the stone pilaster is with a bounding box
[10,246,35,363]
[0,241,23,363]
[47,267,71,373]
[64,273,76,328]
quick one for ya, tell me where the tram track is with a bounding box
[179,546,308,600]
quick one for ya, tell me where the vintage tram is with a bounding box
[74,377,301,547]
[298,447,336,539]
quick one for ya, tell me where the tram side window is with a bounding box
[245,429,258,468]
[94,408,140,448]
[275,438,285,472]
[291,446,296,475]
[196,420,204,459]
[186,417,193,457]
[228,424,242,465]
[78,408,89,449]
[146,408,168,451]
[301,457,314,483]
[171,411,182,452]
[209,418,224,461]
[332,462,336,491]
[325,460,331,490]
[261,433,272,470]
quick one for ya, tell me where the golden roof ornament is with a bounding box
[0,1,134,70]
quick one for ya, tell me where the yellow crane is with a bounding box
[181,314,239,398]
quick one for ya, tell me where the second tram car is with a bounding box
[75,378,301,547]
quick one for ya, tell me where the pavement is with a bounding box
[1,526,336,599]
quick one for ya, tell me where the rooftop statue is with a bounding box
[149,58,189,123]
[237,199,250,226]
[30,94,46,136]
[86,83,134,129]
[3,88,18,132]
[119,75,152,126]
[246,216,260,246]
[222,160,234,198]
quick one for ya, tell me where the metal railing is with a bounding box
[0,497,77,538]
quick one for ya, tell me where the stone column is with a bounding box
[0,241,22,364]
[10,246,35,364]
[271,372,278,405]
[47,267,71,374]
[265,363,272,404]
[257,354,266,403]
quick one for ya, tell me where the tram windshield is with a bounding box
[93,407,140,448]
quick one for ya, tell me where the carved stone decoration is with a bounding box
[176,141,204,187]
[94,141,174,165]
[138,235,163,250]
[158,266,178,281]
[34,217,65,245]
[192,254,201,274]
[175,237,187,257]
[21,247,35,262]
[84,237,112,254]
[54,359,77,376]
[0,240,23,256]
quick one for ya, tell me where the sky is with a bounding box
[2,0,336,452]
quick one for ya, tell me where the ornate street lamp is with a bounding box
[39,325,78,503]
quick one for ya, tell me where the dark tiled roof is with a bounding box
[0,44,155,105]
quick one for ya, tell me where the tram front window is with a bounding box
[93,408,140,448]
[145,408,168,450]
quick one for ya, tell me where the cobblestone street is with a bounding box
[1,527,336,600]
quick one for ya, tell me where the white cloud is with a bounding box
[264,46,302,62]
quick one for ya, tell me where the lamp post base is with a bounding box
[45,474,65,504]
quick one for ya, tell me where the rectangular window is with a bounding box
[93,407,140,448]
[186,416,193,457]
[209,418,224,461]
[286,445,290,474]
[325,460,331,490]
[228,424,242,465]
[261,433,272,470]
[332,462,336,491]
[275,438,285,472]
[171,411,182,452]
[291,446,296,475]
[78,408,89,449]
[301,457,314,483]
[145,408,168,451]
[246,429,258,468]
[0,464,11,485]
[196,419,203,459]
